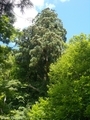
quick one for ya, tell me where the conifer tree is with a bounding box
[17,8,67,101]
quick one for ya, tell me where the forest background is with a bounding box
[0,0,90,119]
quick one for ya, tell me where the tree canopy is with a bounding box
[0,3,90,119]
[29,34,90,120]
[16,8,67,100]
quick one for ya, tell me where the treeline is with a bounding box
[0,1,90,119]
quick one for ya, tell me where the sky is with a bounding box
[8,0,90,41]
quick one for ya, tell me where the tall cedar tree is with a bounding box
[16,8,67,101]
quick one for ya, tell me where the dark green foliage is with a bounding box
[16,8,67,102]
[0,15,16,43]
[0,1,33,118]
[0,46,30,119]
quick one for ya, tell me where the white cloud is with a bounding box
[14,0,45,29]
[45,3,55,9]
[14,0,56,29]
[31,0,44,8]
[13,7,38,29]
[60,0,70,2]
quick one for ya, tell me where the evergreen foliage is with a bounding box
[16,8,67,101]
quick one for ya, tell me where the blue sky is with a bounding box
[14,0,90,41]
[0,0,89,47]
[0,0,89,46]
[53,0,90,40]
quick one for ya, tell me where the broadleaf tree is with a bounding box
[28,34,90,120]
